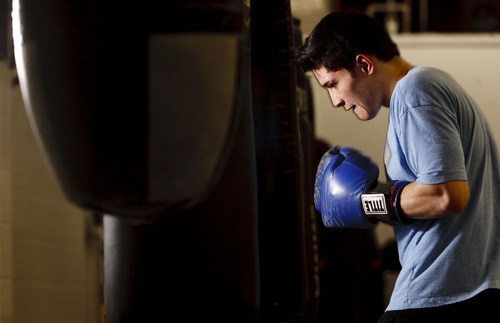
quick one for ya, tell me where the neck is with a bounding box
[382,56,413,107]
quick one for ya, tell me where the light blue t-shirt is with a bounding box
[385,66,500,310]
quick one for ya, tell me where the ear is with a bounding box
[355,54,375,75]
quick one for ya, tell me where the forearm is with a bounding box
[400,180,470,219]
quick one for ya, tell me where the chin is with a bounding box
[354,107,378,121]
[353,111,372,121]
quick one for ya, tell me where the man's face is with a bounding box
[312,65,383,121]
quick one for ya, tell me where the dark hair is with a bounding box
[295,11,400,74]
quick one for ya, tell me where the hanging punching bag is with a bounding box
[13,0,320,321]
[251,1,320,321]
[12,0,253,220]
[13,0,259,322]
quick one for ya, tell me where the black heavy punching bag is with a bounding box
[13,0,320,321]
[12,0,253,219]
[251,1,320,322]
[13,0,259,322]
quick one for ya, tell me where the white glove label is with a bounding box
[361,194,388,215]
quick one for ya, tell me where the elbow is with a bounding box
[436,184,470,217]
[399,180,470,219]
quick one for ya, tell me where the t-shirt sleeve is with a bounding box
[398,105,468,184]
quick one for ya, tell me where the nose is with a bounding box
[329,91,344,108]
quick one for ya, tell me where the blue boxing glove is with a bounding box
[314,146,411,228]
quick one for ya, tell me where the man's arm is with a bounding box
[400,180,470,219]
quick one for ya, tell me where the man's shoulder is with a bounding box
[393,66,460,108]
[401,66,452,87]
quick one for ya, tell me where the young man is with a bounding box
[295,11,500,322]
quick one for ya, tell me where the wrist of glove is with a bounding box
[362,180,413,225]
